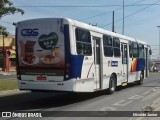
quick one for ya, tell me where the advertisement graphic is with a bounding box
[18,19,65,72]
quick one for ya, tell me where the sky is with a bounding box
[1,0,160,59]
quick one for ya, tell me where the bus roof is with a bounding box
[17,17,148,45]
[67,18,148,45]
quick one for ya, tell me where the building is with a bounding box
[0,35,16,72]
[154,60,160,71]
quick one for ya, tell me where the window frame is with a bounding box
[129,42,133,58]
[113,37,121,57]
[103,35,113,57]
[138,44,144,58]
[75,28,92,56]
[132,42,139,58]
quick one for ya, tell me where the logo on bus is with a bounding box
[111,61,118,67]
[21,29,39,36]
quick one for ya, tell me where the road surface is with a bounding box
[0,72,160,120]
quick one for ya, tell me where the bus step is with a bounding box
[121,82,128,86]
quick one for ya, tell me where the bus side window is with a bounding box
[75,28,92,55]
[132,42,139,58]
[113,37,120,57]
[103,35,113,57]
[129,42,132,58]
[139,44,144,58]
[76,42,83,54]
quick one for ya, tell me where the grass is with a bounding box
[0,80,18,91]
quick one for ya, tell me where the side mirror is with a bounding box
[149,49,152,55]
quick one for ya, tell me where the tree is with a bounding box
[0,0,24,34]
[0,25,8,36]
[0,0,24,18]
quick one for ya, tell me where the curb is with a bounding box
[0,89,29,97]
[0,71,16,75]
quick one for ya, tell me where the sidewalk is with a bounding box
[0,89,29,97]
[0,71,16,80]
[0,71,16,75]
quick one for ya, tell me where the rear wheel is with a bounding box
[137,71,144,85]
[108,75,116,94]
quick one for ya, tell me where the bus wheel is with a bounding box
[108,75,116,94]
[137,72,144,85]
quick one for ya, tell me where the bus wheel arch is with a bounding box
[107,73,117,94]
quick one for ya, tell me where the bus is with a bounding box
[15,18,151,94]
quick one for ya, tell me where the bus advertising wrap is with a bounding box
[17,19,65,75]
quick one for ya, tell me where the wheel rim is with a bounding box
[140,74,143,83]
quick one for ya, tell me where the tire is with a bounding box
[108,75,116,94]
[137,72,144,85]
[31,90,37,92]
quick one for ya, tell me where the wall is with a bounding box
[0,35,16,72]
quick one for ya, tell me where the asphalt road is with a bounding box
[0,72,160,120]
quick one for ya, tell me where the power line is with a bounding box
[2,0,159,35]
[101,0,160,28]
[79,0,147,21]
[15,4,160,7]
[1,1,59,34]
[15,0,148,23]
[126,15,160,28]
[15,1,59,17]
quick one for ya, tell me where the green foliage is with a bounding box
[0,0,24,34]
[0,0,24,18]
[0,25,8,36]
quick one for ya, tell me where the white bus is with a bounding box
[16,18,151,93]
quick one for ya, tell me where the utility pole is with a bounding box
[112,11,115,32]
[2,29,5,71]
[122,0,124,35]
[157,26,160,59]
[1,29,8,71]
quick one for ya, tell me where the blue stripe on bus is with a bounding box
[70,55,84,78]
[64,24,84,79]
[137,58,145,71]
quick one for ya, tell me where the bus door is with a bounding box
[145,47,148,78]
[93,37,102,89]
[121,43,128,83]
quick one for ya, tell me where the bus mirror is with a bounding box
[149,50,152,55]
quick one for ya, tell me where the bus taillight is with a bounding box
[65,63,70,80]
[66,63,70,67]
[16,66,21,80]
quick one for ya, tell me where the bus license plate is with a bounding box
[37,76,47,80]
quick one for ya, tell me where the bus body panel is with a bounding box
[19,79,76,91]
[16,18,150,93]
[19,78,95,92]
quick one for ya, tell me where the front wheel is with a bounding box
[108,76,116,94]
